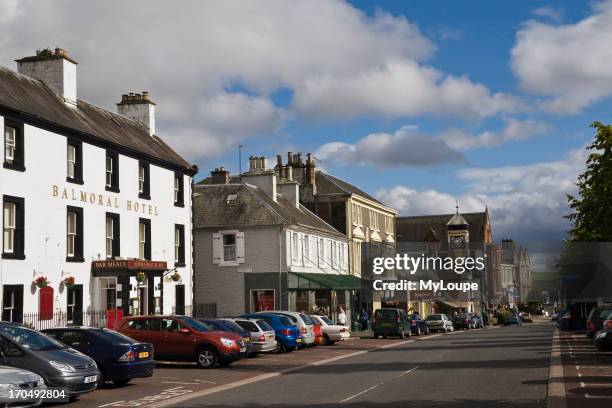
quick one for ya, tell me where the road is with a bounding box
[169,323,555,408]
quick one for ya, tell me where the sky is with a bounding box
[1,0,611,249]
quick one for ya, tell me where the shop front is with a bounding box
[91,260,182,322]
[288,272,361,326]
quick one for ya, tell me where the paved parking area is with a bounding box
[65,335,427,408]
[559,331,612,407]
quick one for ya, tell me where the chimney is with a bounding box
[242,156,277,201]
[306,153,316,187]
[277,165,299,208]
[16,48,78,108]
[117,92,156,136]
[210,167,230,184]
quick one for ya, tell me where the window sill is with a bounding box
[219,261,239,267]
[105,185,120,193]
[66,177,84,185]
[66,256,85,263]
[174,202,185,208]
[3,162,25,172]
[174,262,186,268]
[2,253,25,260]
[138,192,151,200]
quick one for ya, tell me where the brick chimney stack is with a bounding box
[117,92,156,136]
[210,167,230,184]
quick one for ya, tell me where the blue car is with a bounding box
[242,313,301,352]
[197,318,254,357]
[407,314,429,335]
[43,327,154,387]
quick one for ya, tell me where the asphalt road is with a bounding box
[173,323,555,408]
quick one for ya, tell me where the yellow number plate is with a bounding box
[138,351,149,359]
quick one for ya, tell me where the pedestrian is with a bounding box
[338,307,347,326]
[361,309,369,331]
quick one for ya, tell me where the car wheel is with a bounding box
[416,327,421,336]
[196,346,218,369]
[113,379,130,386]
[324,334,332,345]
[425,326,430,335]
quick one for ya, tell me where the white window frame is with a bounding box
[174,175,180,203]
[302,234,309,266]
[138,166,145,194]
[4,126,16,163]
[290,232,299,264]
[67,211,77,257]
[354,241,362,275]
[67,144,76,179]
[318,238,325,267]
[174,226,181,262]
[3,202,16,253]
[105,217,114,258]
[139,222,146,259]
[2,290,15,321]
[223,233,237,262]
[106,156,113,188]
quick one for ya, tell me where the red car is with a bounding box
[311,318,325,345]
[116,315,245,368]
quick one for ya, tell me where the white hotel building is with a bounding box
[0,49,197,325]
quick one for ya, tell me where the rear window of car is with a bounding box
[300,314,314,325]
[280,316,293,326]
[597,308,612,319]
[375,309,398,319]
[236,320,259,332]
[255,320,274,331]
[426,314,442,320]
[95,329,135,345]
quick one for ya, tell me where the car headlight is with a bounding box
[49,360,75,373]
[220,337,235,348]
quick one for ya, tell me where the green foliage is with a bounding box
[566,122,612,242]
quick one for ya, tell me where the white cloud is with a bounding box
[294,61,520,120]
[376,147,587,241]
[532,6,563,22]
[439,118,553,150]
[315,126,465,167]
[512,1,612,113]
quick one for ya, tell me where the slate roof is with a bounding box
[0,66,195,174]
[396,212,488,245]
[193,183,347,239]
[314,171,387,206]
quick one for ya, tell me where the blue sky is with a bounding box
[1,0,611,245]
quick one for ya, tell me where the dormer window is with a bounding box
[226,194,237,205]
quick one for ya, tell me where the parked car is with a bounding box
[452,313,475,330]
[255,311,316,347]
[372,308,412,339]
[228,318,277,354]
[310,315,350,344]
[520,313,533,323]
[242,313,301,352]
[594,319,612,351]
[505,315,522,326]
[42,327,154,387]
[116,315,245,368]
[0,365,46,407]
[0,322,99,398]
[311,318,325,345]
[407,314,429,336]
[198,319,253,357]
[586,306,612,338]
[425,314,454,333]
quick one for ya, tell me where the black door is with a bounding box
[2,285,23,323]
[175,285,185,315]
[67,285,83,325]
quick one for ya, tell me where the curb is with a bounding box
[547,328,567,408]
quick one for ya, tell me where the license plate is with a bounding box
[296,338,302,343]
[138,351,149,359]
[243,338,250,343]
[240,347,246,353]
[83,375,97,384]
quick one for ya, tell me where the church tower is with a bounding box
[447,203,470,257]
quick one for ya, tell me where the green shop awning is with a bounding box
[288,272,362,290]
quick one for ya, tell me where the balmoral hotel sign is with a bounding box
[52,184,159,216]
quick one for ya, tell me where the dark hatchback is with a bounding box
[0,322,99,397]
[198,319,253,357]
[452,313,474,330]
[372,308,411,339]
[407,314,429,335]
[43,327,154,386]
[587,306,612,338]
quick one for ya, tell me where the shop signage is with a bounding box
[92,259,168,271]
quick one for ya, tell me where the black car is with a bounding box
[594,324,612,351]
[407,314,429,336]
[198,318,253,357]
[43,327,154,387]
[586,306,612,338]
[372,308,411,339]
[452,313,475,330]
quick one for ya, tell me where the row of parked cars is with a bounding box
[370,308,486,339]
[0,311,350,406]
[586,305,612,351]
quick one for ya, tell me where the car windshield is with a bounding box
[236,320,259,332]
[219,320,245,333]
[426,315,442,321]
[179,316,209,332]
[95,329,136,345]
[0,326,66,351]
[255,320,274,331]
[375,310,398,319]
[319,316,334,325]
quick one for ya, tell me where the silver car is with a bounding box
[256,311,316,346]
[226,318,277,354]
[0,365,46,407]
[425,314,454,333]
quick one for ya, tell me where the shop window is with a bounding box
[251,290,275,312]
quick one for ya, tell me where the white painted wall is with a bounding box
[0,114,193,315]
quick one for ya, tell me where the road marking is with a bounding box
[547,328,567,408]
[397,366,419,378]
[340,384,381,403]
[98,402,124,408]
[585,393,612,399]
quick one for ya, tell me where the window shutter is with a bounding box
[309,236,316,267]
[212,233,222,264]
[286,231,292,266]
[236,232,245,264]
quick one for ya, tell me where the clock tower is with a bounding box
[447,203,469,257]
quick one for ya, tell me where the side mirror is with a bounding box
[179,328,191,335]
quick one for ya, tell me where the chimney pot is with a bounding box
[287,152,292,165]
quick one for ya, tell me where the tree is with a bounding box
[566,122,612,242]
